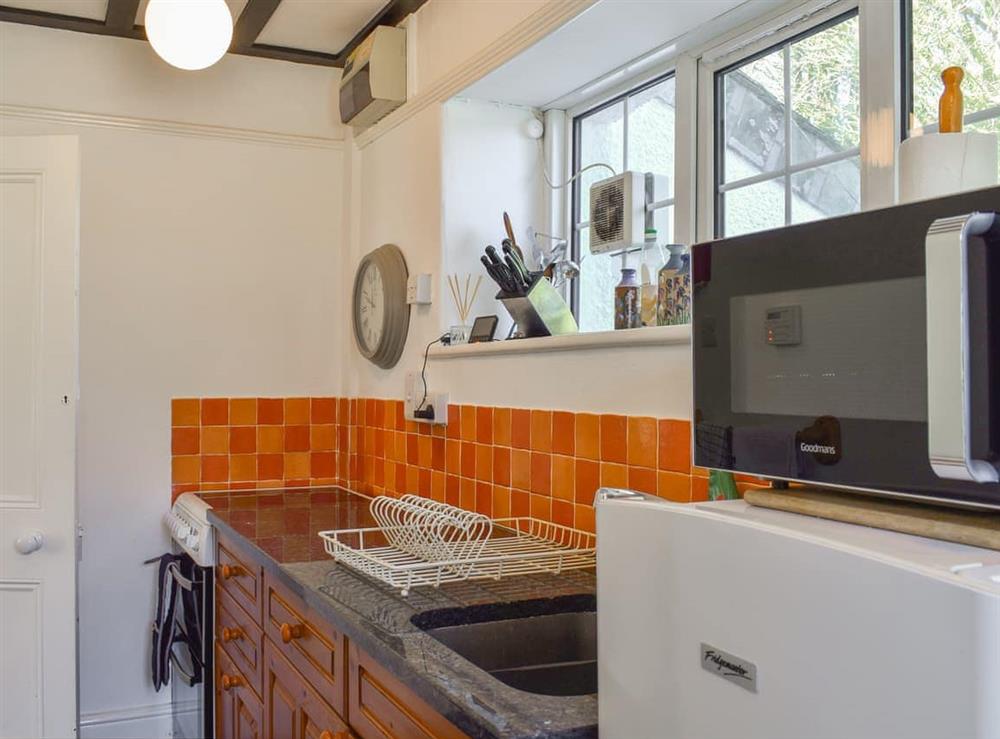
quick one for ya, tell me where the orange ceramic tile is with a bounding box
[627,416,657,468]
[628,466,657,494]
[432,437,446,471]
[552,499,574,528]
[460,477,476,510]
[530,452,551,495]
[395,464,406,494]
[658,419,692,473]
[257,398,283,425]
[406,434,419,465]
[460,405,477,441]
[575,459,600,504]
[552,412,575,456]
[284,426,310,452]
[461,442,476,478]
[406,465,420,494]
[493,408,511,446]
[692,466,710,478]
[201,426,229,454]
[201,398,229,426]
[257,426,283,454]
[257,453,283,480]
[575,413,600,461]
[530,410,552,452]
[511,490,530,517]
[691,476,709,501]
[229,426,256,454]
[476,406,493,444]
[172,456,200,484]
[285,398,310,425]
[600,462,628,488]
[446,404,461,440]
[311,397,336,424]
[657,471,691,502]
[383,460,396,493]
[417,435,432,468]
[493,485,512,518]
[511,409,531,449]
[475,482,492,516]
[311,425,336,452]
[493,447,511,486]
[171,427,199,456]
[202,455,229,483]
[530,494,552,521]
[230,454,257,482]
[339,398,350,425]
[600,415,627,463]
[230,398,257,426]
[446,440,461,474]
[432,471,446,502]
[172,398,200,427]
[511,449,531,491]
[374,400,386,429]
[419,469,432,498]
[311,452,336,478]
[284,452,310,479]
[475,445,493,482]
[575,504,596,533]
[552,455,575,501]
[446,475,461,507]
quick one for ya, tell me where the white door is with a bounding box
[0,136,79,738]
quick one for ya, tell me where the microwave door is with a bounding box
[925,211,1000,484]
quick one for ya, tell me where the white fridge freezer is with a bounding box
[596,490,1000,739]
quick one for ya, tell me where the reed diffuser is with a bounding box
[447,273,481,345]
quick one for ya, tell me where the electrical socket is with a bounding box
[404,371,448,425]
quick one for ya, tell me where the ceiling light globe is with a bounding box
[144,0,234,71]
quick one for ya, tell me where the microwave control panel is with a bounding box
[765,305,801,346]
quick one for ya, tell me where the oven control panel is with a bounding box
[765,305,802,346]
[166,493,215,567]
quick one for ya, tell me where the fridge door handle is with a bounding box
[925,211,998,483]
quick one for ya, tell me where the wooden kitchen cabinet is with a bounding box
[263,638,351,739]
[217,643,263,739]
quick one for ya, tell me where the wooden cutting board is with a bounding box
[744,487,1000,550]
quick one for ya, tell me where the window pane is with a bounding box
[790,16,860,165]
[627,77,676,197]
[790,155,861,225]
[722,48,785,184]
[578,101,624,223]
[722,178,786,237]
[577,228,618,333]
[910,0,1000,129]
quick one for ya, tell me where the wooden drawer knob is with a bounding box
[318,731,348,739]
[221,626,244,643]
[221,673,244,691]
[219,564,242,580]
[280,622,304,643]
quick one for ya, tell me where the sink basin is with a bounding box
[411,595,596,696]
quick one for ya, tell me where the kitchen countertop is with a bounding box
[203,486,598,739]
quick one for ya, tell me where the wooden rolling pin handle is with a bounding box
[280,622,304,643]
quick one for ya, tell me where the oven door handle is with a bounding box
[925,211,998,483]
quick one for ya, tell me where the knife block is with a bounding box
[498,276,578,338]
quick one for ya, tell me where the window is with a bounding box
[571,74,676,333]
[904,0,1000,174]
[715,11,861,238]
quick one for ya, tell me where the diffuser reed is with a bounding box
[447,273,481,344]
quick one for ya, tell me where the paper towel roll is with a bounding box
[898,131,998,203]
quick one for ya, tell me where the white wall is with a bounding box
[1,21,345,734]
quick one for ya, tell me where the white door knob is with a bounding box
[15,531,44,555]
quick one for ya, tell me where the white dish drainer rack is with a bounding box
[319,495,595,596]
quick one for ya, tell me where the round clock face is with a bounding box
[358,261,386,353]
[352,244,410,369]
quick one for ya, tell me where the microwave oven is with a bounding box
[691,186,1000,508]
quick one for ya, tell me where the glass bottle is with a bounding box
[665,250,691,325]
[657,244,686,326]
[639,228,660,327]
[614,268,641,330]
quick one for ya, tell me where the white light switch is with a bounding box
[407,273,432,305]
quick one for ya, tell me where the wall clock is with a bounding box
[352,243,410,369]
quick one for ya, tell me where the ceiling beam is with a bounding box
[333,0,427,67]
[104,0,141,35]
[238,43,339,67]
[231,0,281,53]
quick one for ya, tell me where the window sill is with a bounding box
[428,324,691,359]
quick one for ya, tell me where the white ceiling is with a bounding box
[461,0,777,109]
[2,0,108,20]
[256,0,384,54]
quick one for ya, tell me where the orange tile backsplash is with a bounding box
[172,396,768,532]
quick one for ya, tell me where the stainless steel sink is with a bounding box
[411,595,596,696]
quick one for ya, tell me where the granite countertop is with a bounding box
[203,486,597,739]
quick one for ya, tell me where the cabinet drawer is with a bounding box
[217,536,262,625]
[263,573,346,717]
[347,643,467,739]
[217,586,264,699]
[217,642,263,739]
[263,638,351,739]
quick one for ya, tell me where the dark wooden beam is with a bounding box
[237,43,339,67]
[0,5,142,39]
[104,0,142,35]
[333,0,427,67]
[230,0,281,53]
